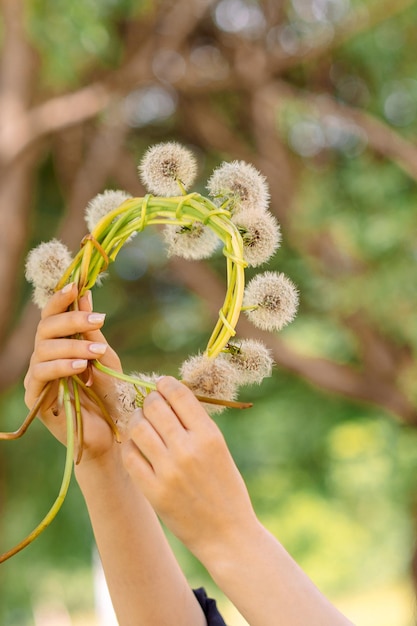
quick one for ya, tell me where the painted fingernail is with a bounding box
[62,282,75,294]
[88,313,106,324]
[89,342,107,355]
[72,359,87,369]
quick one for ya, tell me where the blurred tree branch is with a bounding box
[168,256,417,424]
[1,0,414,169]
[269,0,417,72]
[271,81,417,183]
[0,0,39,345]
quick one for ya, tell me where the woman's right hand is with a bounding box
[24,282,123,463]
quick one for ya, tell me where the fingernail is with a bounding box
[89,342,107,355]
[72,359,87,369]
[62,282,75,294]
[88,313,106,324]
[86,290,93,308]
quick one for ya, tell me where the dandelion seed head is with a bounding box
[180,354,238,414]
[163,221,220,260]
[32,284,55,309]
[94,271,109,287]
[85,189,131,232]
[207,160,270,215]
[243,271,299,331]
[25,239,73,308]
[235,210,281,267]
[115,380,138,432]
[129,371,161,398]
[139,142,198,196]
[114,372,160,432]
[221,339,273,385]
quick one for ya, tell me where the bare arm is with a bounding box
[75,451,206,626]
[123,376,356,626]
[24,285,206,626]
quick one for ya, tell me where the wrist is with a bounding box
[193,512,264,578]
[74,444,126,492]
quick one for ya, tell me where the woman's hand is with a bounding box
[122,376,258,563]
[24,282,122,463]
[24,290,207,626]
[122,377,355,626]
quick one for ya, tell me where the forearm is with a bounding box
[199,520,355,626]
[75,450,206,626]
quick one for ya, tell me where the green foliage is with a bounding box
[291,154,417,351]
[27,0,152,87]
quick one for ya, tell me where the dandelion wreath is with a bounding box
[0,142,299,562]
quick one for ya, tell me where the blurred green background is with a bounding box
[1,0,417,624]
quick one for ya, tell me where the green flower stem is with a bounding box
[79,239,93,291]
[93,361,253,410]
[72,375,121,443]
[0,381,53,440]
[56,192,247,379]
[93,360,157,391]
[0,380,74,563]
[205,222,245,356]
[72,378,84,465]
[55,248,85,291]
[186,198,246,355]
[59,192,247,360]
[89,198,138,243]
[56,199,136,291]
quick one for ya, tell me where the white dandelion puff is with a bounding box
[243,271,299,332]
[85,189,132,232]
[25,239,73,308]
[32,284,56,309]
[221,339,273,385]
[114,380,138,431]
[163,221,220,260]
[207,160,270,215]
[129,371,161,398]
[180,354,239,414]
[234,209,281,267]
[139,141,198,196]
[114,372,160,432]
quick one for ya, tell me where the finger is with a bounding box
[36,310,107,342]
[78,292,106,342]
[78,290,93,313]
[39,289,120,371]
[128,409,167,462]
[143,390,188,445]
[78,291,106,342]
[41,282,78,320]
[24,359,88,409]
[156,376,211,431]
[121,439,156,489]
[33,337,108,363]
[31,358,88,386]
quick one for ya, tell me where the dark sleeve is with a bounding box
[193,587,228,626]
